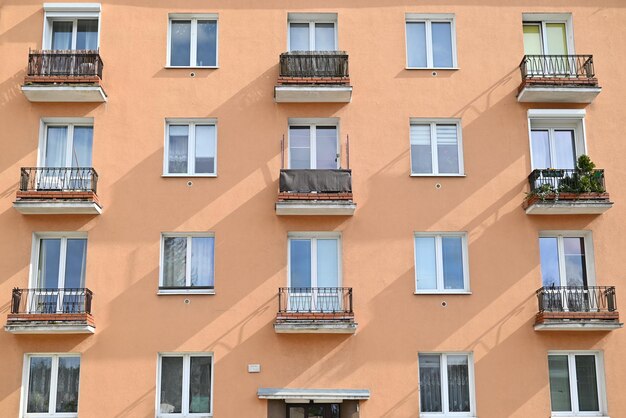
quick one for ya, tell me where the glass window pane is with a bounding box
[447,355,470,412]
[170,21,191,66]
[553,130,576,169]
[195,125,216,174]
[432,22,453,68]
[64,239,87,289]
[76,19,98,50]
[419,354,442,412]
[72,126,93,168]
[196,20,217,66]
[289,23,310,51]
[442,237,464,289]
[575,355,599,412]
[290,126,311,169]
[410,124,432,174]
[523,24,543,55]
[315,23,335,51]
[436,124,459,174]
[168,125,189,174]
[563,237,587,287]
[288,406,306,418]
[546,23,568,55]
[415,237,437,290]
[37,239,61,314]
[163,237,187,287]
[548,355,572,412]
[290,240,311,288]
[531,130,551,169]
[539,237,561,287]
[191,237,214,287]
[317,239,338,287]
[160,357,183,414]
[316,126,337,169]
[51,21,72,50]
[189,357,212,413]
[56,357,80,413]
[27,357,52,413]
[45,126,68,167]
[406,22,427,67]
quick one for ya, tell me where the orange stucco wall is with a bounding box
[1,1,626,417]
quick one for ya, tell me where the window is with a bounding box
[288,13,337,51]
[522,14,573,57]
[548,352,606,416]
[410,120,463,175]
[418,353,475,416]
[287,403,340,418]
[168,15,218,67]
[31,234,88,313]
[289,120,339,169]
[528,110,586,171]
[539,232,594,289]
[414,233,469,293]
[164,120,217,176]
[406,14,457,69]
[160,234,215,293]
[43,4,100,50]
[23,354,81,416]
[157,354,213,416]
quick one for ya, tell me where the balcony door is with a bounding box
[539,235,594,312]
[288,21,336,51]
[33,237,87,314]
[289,125,338,169]
[49,19,98,50]
[523,21,572,76]
[40,124,93,190]
[531,129,576,170]
[289,237,341,312]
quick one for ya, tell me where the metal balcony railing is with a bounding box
[27,49,103,79]
[278,287,353,314]
[536,286,617,313]
[528,168,605,195]
[279,169,352,193]
[520,55,595,80]
[279,51,349,78]
[11,288,93,315]
[20,167,99,193]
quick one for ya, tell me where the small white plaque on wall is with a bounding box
[248,364,261,373]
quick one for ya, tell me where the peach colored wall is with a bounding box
[1,1,626,417]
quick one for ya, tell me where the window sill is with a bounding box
[161,174,218,178]
[406,67,460,71]
[414,291,472,295]
[410,174,466,177]
[158,289,215,295]
[164,66,219,69]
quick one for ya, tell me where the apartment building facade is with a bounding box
[0,1,624,417]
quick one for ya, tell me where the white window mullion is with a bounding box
[66,125,74,168]
[185,237,193,287]
[181,355,191,415]
[430,123,439,174]
[569,354,580,413]
[547,129,557,168]
[57,238,68,313]
[556,236,567,288]
[309,22,315,50]
[49,356,59,414]
[190,19,198,66]
[540,22,549,55]
[441,354,450,414]
[311,239,318,310]
[71,20,78,50]
[188,123,196,175]
[435,236,444,291]
[425,21,434,67]
[310,126,318,169]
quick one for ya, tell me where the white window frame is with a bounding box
[166,14,219,68]
[37,118,95,167]
[159,233,216,295]
[163,119,218,177]
[522,13,575,56]
[156,353,214,418]
[287,13,338,51]
[21,353,81,418]
[42,3,101,50]
[418,352,476,417]
[410,118,464,176]
[414,232,470,294]
[287,118,340,169]
[538,231,596,288]
[405,13,458,69]
[287,232,342,288]
[547,351,608,418]
[527,110,587,170]
[29,232,88,290]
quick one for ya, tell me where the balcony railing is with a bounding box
[11,288,93,315]
[528,168,605,195]
[537,286,617,313]
[520,55,595,80]
[279,51,349,78]
[279,169,352,194]
[20,167,98,193]
[278,287,353,314]
[27,49,103,79]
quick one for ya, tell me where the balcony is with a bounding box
[274,287,356,334]
[517,55,601,103]
[534,286,622,331]
[276,169,356,215]
[21,49,107,102]
[5,288,95,334]
[274,51,352,103]
[13,167,102,215]
[523,168,612,215]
